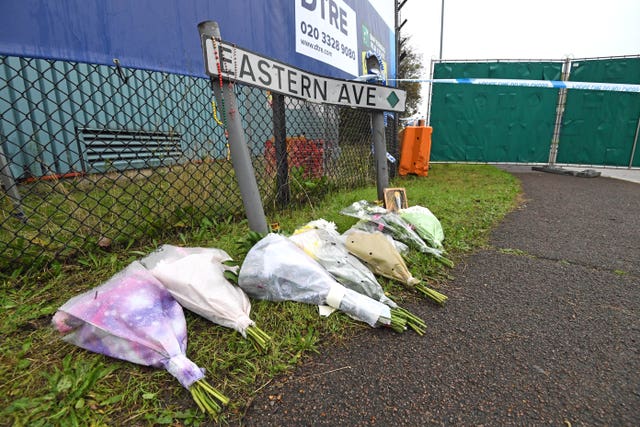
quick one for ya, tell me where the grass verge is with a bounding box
[0,164,520,426]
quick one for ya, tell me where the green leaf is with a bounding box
[74,398,85,409]
[99,394,123,406]
[142,392,156,400]
[156,415,174,424]
[223,270,238,284]
[56,376,73,393]
[49,405,69,420]
[4,397,39,411]
[17,359,31,370]
[129,250,148,256]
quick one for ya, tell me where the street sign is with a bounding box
[203,38,406,112]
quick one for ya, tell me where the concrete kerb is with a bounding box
[560,166,640,184]
[491,164,640,184]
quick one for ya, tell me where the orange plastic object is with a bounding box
[399,126,432,177]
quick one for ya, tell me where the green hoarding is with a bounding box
[429,61,562,163]
[557,57,640,167]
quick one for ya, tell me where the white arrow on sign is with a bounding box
[204,38,406,113]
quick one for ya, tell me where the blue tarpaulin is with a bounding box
[0,0,395,80]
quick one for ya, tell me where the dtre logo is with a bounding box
[301,0,349,36]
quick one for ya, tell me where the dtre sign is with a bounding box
[301,0,349,36]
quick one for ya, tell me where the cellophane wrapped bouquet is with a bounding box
[238,233,414,333]
[52,262,229,418]
[343,229,448,305]
[341,200,453,267]
[141,245,271,352]
[290,220,425,334]
[399,205,446,250]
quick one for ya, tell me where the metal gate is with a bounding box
[427,56,640,167]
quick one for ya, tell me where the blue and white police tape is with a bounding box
[390,78,640,93]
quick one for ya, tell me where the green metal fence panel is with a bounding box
[430,61,562,163]
[558,57,640,167]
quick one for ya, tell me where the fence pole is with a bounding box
[0,143,25,221]
[198,21,268,234]
[390,113,399,179]
[426,59,435,125]
[548,57,572,165]
[372,111,389,201]
[630,116,640,168]
[272,93,290,207]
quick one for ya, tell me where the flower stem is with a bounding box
[415,283,448,305]
[388,310,407,333]
[393,307,427,335]
[189,379,229,419]
[246,325,272,353]
[436,255,454,268]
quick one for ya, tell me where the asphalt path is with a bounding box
[241,169,640,426]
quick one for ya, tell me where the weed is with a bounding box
[499,248,530,257]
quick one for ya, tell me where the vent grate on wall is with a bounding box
[78,128,182,171]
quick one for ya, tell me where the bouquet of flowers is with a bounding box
[290,220,396,307]
[399,205,445,250]
[290,220,426,334]
[344,229,448,305]
[52,262,229,418]
[341,200,453,267]
[141,245,271,352]
[238,233,415,333]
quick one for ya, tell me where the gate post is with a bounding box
[198,21,268,234]
[630,116,640,169]
[548,57,572,165]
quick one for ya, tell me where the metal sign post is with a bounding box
[198,21,268,234]
[360,52,391,202]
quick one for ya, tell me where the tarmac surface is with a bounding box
[241,167,640,426]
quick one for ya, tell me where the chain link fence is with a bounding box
[0,56,398,273]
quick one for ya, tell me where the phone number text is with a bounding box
[300,21,356,60]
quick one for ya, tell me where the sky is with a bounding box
[399,0,640,115]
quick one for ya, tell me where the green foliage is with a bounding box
[235,230,266,259]
[1,354,117,426]
[1,164,520,426]
[288,166,331,205]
